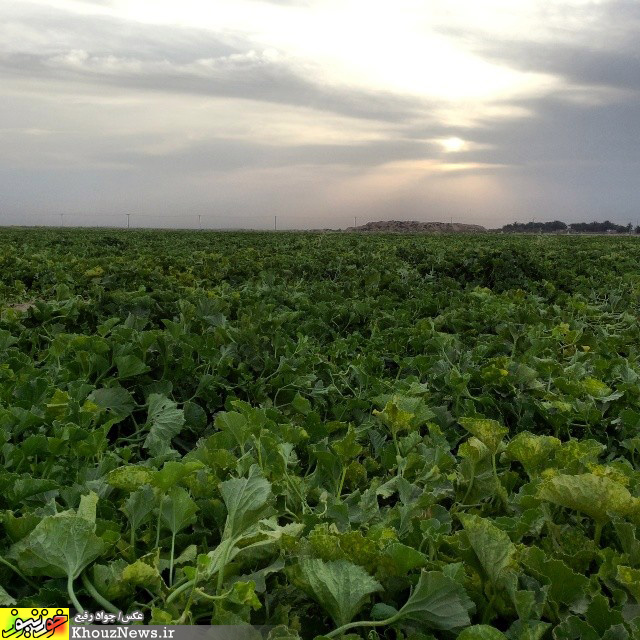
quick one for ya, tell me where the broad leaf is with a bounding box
[537,473,639,523]
[9,513,106,579]
[220,466,272,540]
[89,387,135,421]
[392,569,475,631]
[298,558,382,627]
[107,465,155,491]
[160,486,198,535]
[0,584,16,606]
[121,485,156,531]
[459,513,518,589]
[504,432,561,477]
[115,355,150,380]
[143,394,185,457]
[459,418,508,454]
[457,626,507,639]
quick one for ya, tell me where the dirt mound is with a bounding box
[346,220,486,233]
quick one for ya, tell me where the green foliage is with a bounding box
[1,229,640,636]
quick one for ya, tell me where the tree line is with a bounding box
[501,220,638,233]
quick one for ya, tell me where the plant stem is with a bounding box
[169,533,176,586]
[155,495,164,549]
[482,592,498,625]
[336,467,347,498]
[176,566,199,625]
[166,580,194,604]
[67,574,84,614]
[325,617,393,639]
[461,464,476,505]
[491,454,506,506]
[81,572,119,614]
[216,539,232,594]
[594,521,603,546]
[0,555,39,589]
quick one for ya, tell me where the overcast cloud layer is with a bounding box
[1,0,638,229]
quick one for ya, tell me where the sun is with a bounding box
[440,137,467,153]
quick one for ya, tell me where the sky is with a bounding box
[1,0,639,229]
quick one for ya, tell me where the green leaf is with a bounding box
[291,393,312,415]
[504,432,561,477]
[459,418,508,454]
[122,558,165,594]
[121,485,156,533]
[520,546,589,609]
[616,565,640,601]
[373,398,416,437]
[392,570,475,631]
[0,584,16,606]
[152,460,203,491]
[9,513,106,579]
[613,519,640,565]
[89,386,135,421]
[554,440,605,470]
[107,465,155,491]
[585,593,625,635]
[143,394,185,458]
[115,355,150,380]
[226,580,262,610]
[220,466,272,540]
[5,477,58,506]
[215,411,250,450]
[537,473,639,523]
[382,543,428,574]
[77,491,99,523]
[456,626,507,640]
[332,426,363,463]
[298,558,382,627]
[506,620,550,640]
[458,437,490,463]
[459,513,518,589]
[91,559,134,599]
[160,486,198,535]
[552,616,599,640]
[45,389,70,420]
[581,377,614,399]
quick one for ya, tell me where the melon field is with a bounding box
[1,229,640,639]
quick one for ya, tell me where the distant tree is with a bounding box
[501,220,567,233]
[569,220,627,233]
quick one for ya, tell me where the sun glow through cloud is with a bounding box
[439,137,467,152]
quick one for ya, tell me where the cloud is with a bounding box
[2,0,640,227]
[438,0,640,94]
[0,6,431,123]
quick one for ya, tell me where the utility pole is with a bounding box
[126,213,130,229]
[198,214,202,231]
[354,216,357,228]
[60,213,64,227]
[274,215,277,231]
